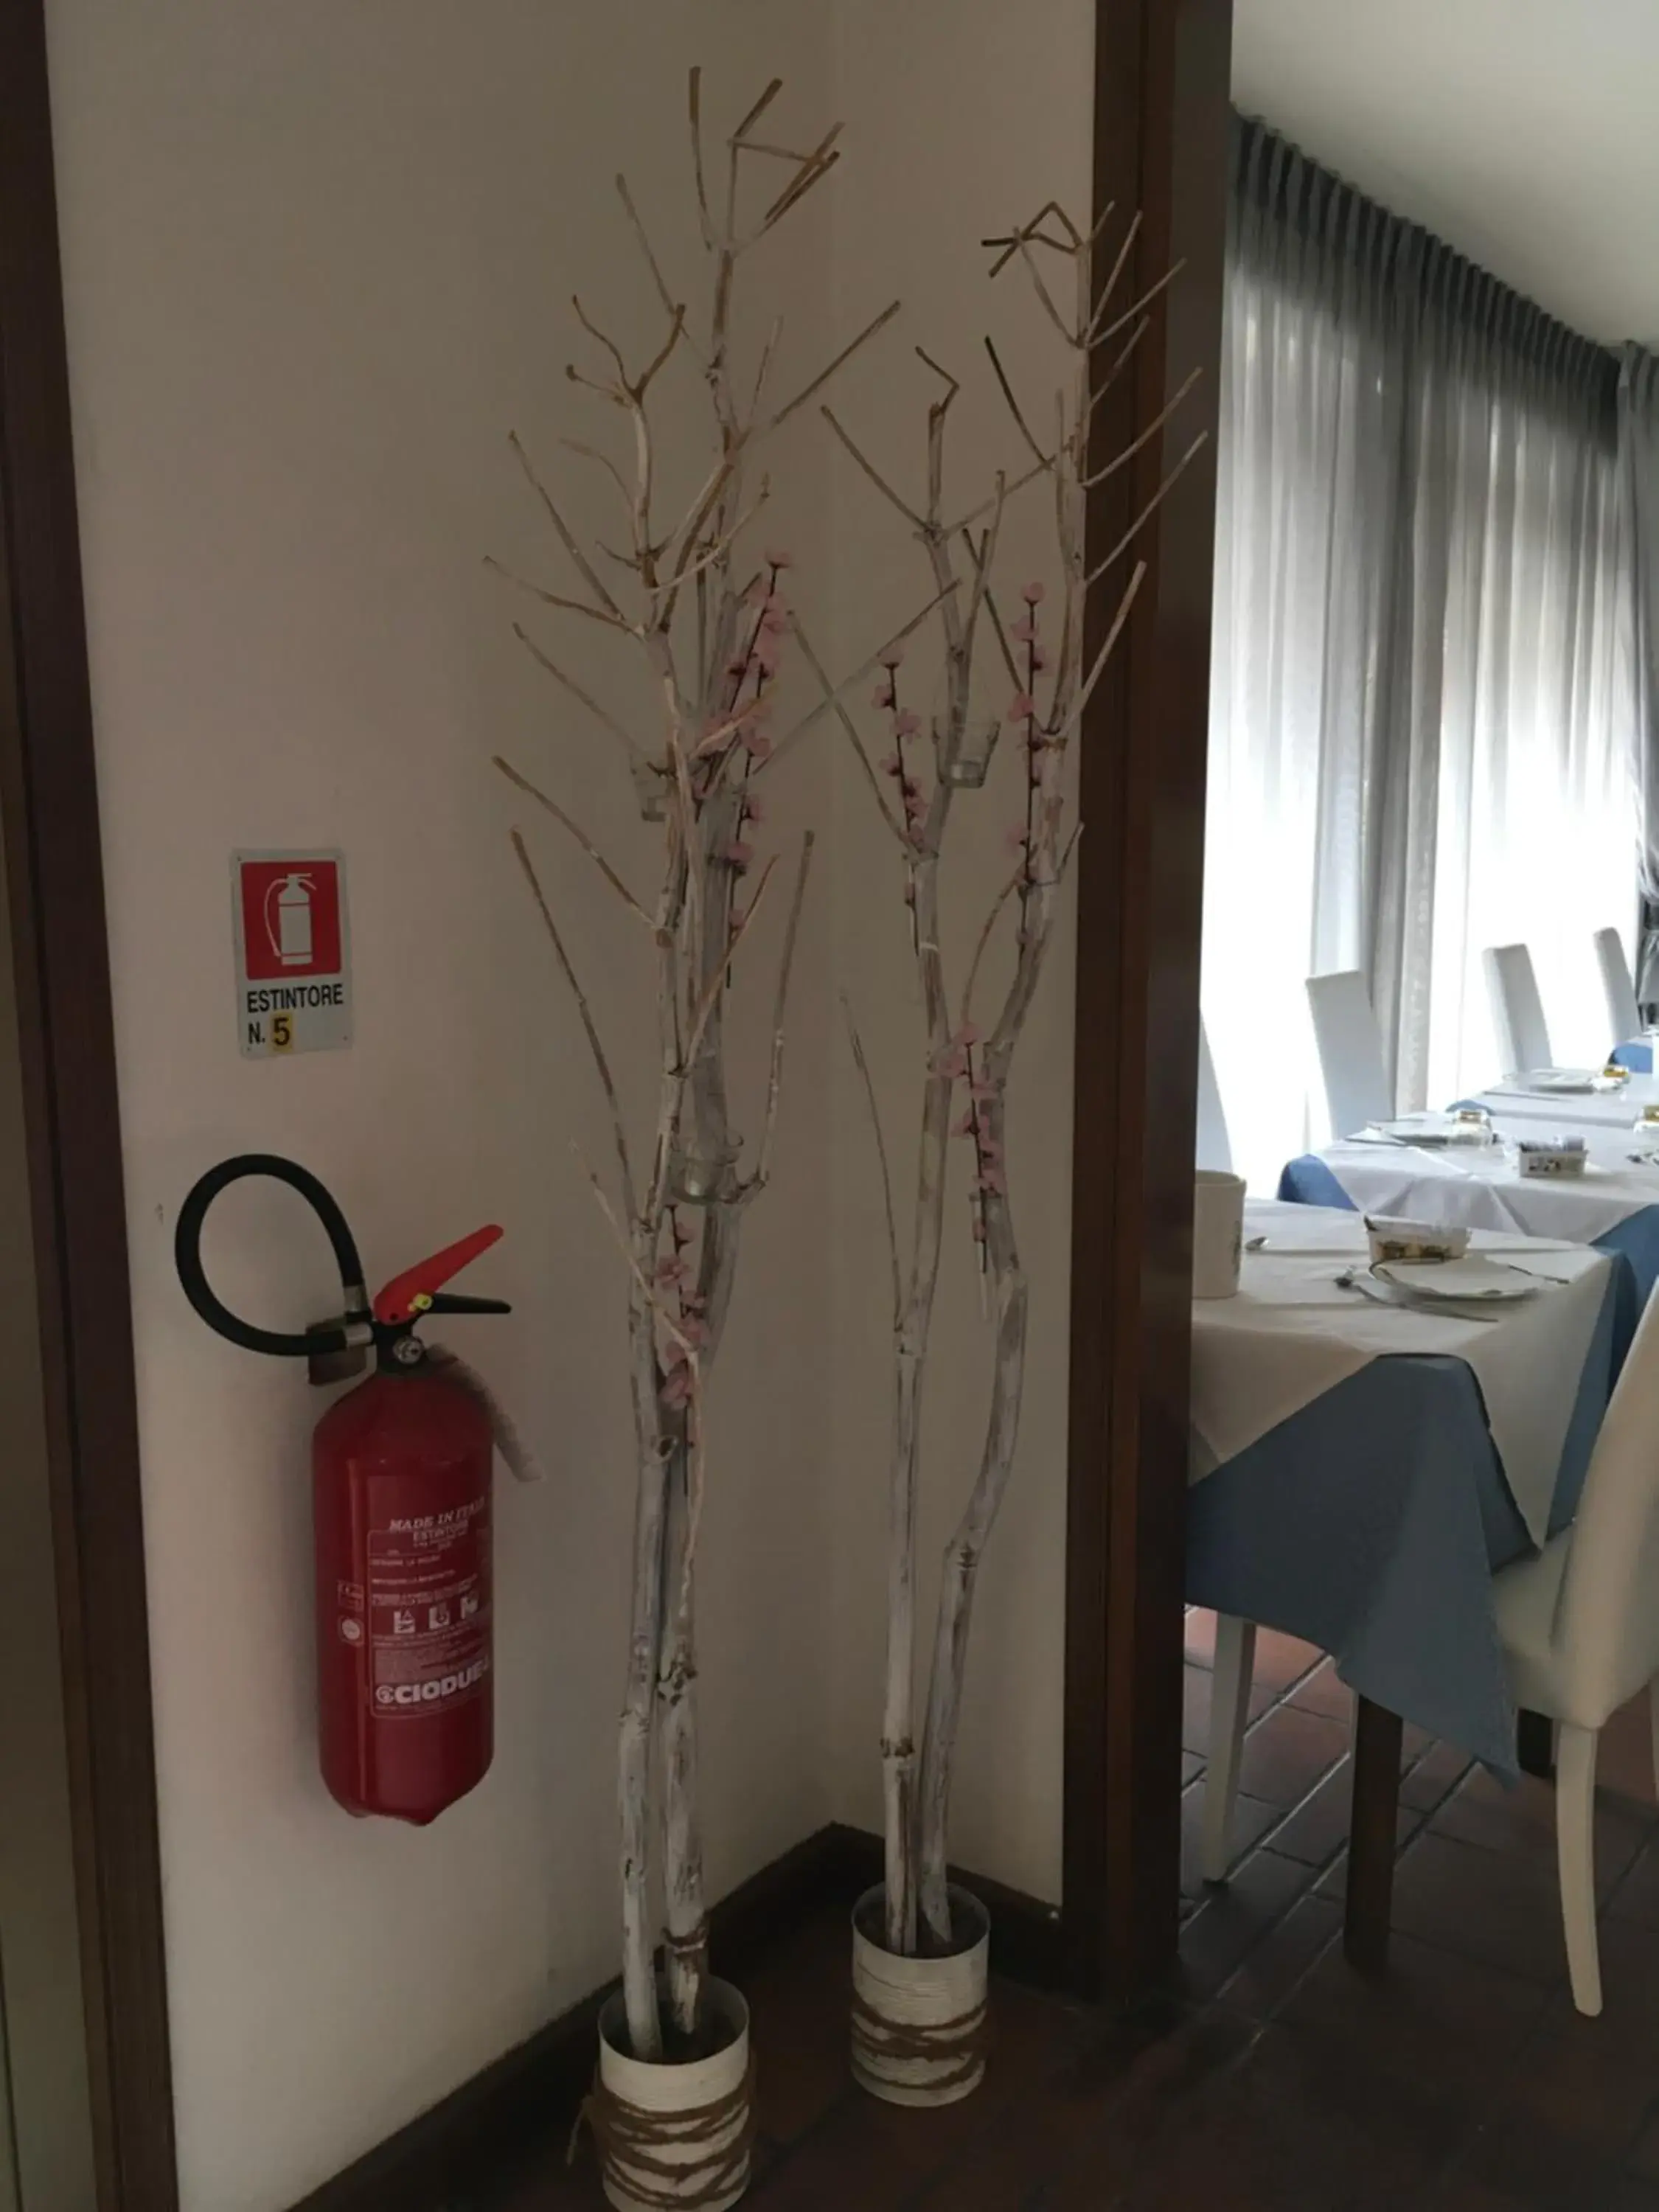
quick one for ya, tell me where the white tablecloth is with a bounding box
[1191,1200,1612,1544]
[1476,1073,1659,1128]
[1307,1131,1659,1245]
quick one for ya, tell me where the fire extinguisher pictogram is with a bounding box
[265,871,315,967]
[173,1155,538,1825]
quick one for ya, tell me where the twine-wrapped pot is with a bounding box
[591,1980,752,2212]
[850,1885,990,2107]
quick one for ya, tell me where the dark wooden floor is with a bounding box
[469,1615,1659,2210]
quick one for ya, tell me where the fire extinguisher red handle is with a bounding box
[373,1224,504,1324]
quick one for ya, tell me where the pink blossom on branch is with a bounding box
[724,839,755,869]
[894,709,922,738]
[1010,616,1038,644]
[878,644,905,669]
[1020,580,1046,605]
[1006,692,1036,723]
[763,546,794,569]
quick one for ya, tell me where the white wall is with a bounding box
[47,2,1098,2201]
[822,1,1096,1904]
[46,7,839,2207]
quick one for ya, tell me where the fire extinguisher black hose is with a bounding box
[174,1154,370,1359]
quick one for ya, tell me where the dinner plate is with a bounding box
[1517,1068,1610,1094]
[1371,1256,1540,1304]
[1363,1116,1464,1147]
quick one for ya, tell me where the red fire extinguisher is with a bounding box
[175,1154,529,1826]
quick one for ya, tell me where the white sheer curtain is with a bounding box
[1620,346,1659,1001]
[1203,121,1639,1192]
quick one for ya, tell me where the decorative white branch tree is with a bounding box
[495,74,936,2061]
[830,201,1203,1955]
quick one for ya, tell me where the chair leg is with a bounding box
[1555,1723,1602,2017]
[1201,1615,1256,1882]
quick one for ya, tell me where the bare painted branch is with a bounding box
[509,832,633,1212]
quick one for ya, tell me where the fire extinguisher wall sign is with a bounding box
[232,849,352,1058]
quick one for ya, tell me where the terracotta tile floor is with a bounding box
[466,1614,1659,2210]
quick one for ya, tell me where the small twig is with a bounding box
[557,437,633,509]
[1083,316,1151,428]
[576,1146,697,1362]
[506,431,627,621]
[615,173,680,326]
[842,992,902,1324]
[636,304,689,398]
[1060,562,1147,736]
[821,407,925,529]
[571,293,633,388]
[984,337,1048,469]
[1081,368,1203,487]
[760,130,844,230]
[1017,232,1078,349]
[791,615,905,846]
[486,556,633,633]
[495,757,655,928]
[1082,433,1207,590]
[1087,209,1143,338]
[510,622,645,766]
[682,857,779,1072]
[760,583,959,773]
[961,871,1025,1032]
[765,301,901,434]
[1093,259,1187,350]
[689,68,713,246]
[942,453,1050,537]
[667,480,769,600]
[730,77,785,145]
[511,833,633,1211]
[753,834,817,1188]
[967,557,1023,691]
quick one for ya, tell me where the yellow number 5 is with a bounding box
[271,1012,294,1052]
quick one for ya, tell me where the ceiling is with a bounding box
[1231,0,1659,347]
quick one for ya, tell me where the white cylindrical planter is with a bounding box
[850,1885,990,2107]
[593,1980,752,2212]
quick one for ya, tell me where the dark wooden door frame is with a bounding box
[0,1,178,2204]
[1065,0,1233,2000]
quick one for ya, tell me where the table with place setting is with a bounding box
[1186,1196,1622,1966]
[1277,1114,1659,1316]
[1470,1065,1659,1128]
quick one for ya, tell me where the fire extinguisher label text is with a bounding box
[364,1500,490,1717]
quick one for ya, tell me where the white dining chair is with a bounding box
[1305,970,1391,1140]
[1593,925,1643,1048]
[1484,943,1553,1075]
[1489,1285,1659,2013]
[1200,1288,1659,2013]
[1195,1020,1232,1174]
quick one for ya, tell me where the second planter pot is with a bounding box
[850,1884,990,2107]
[592,1979,753,2212]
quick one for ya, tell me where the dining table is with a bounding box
[1188,1197,1621,1970]
[1277,1123,1659,1318]
[1469,1070,1659,1127]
